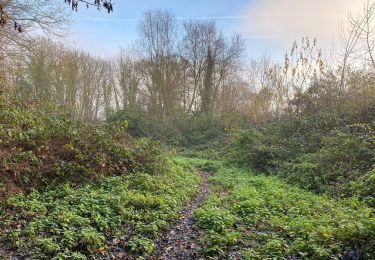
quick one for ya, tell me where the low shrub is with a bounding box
[229,128,288,171]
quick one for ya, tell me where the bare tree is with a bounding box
[181,20,216,114]
[181,20,245,115]
[0,0,68,46]
[338,0,375,92]
[137,9,181,118]
[115,50,141,110]
[0,0,69,91]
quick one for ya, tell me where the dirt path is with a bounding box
[151,170,210,259]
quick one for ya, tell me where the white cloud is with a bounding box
[241,0,365,51]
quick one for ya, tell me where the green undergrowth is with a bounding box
[186,158,375,259]
[0,158,200,259]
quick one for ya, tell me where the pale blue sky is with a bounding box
[67,0,363,60]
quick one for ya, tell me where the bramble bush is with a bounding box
[0,102,173,198]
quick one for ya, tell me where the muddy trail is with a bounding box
[151,170,210,260]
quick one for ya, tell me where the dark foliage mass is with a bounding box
[64,0,114,13]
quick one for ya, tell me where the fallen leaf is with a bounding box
[98,247,106,255]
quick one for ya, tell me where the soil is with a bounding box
[150,170,210,260]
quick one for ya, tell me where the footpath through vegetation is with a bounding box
[0,100,374,259]
[2,2,375,259]
[152,170,210,259]
[1,154,375,259]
